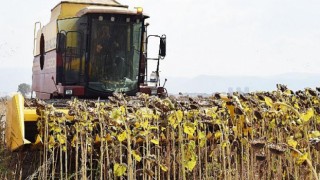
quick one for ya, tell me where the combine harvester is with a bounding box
[6,0,166,151]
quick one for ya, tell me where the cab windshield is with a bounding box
[88,15,143,93]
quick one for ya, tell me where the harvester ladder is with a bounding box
[33,22,42,56]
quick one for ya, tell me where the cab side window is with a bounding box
[40,33,45,70]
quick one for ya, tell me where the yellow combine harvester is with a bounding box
[6,0,166,151]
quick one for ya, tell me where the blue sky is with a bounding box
[1,0,320,93]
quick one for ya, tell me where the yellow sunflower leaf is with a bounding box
[141,120,149,129]
[52,125,62,133]
[199,139,206,147]
[111,109,121,121]
[62,145,67,152]
[198,131,206,147]
[34,134,42,145]
[149,126,158,130]
[151,139,159,145]
[296,153,309,165]
[284,89,292,95]
[185,156,197,172]
[300,108,314,123]
[57,134,66,145]
[139,130,148,136]
[311,131,320,138]
[119,106,126,114]
[264,96,273,107]
[279,104,288,112]
[270,119,276,129]
[135,122,141,128]
[184,122,196,136]
[316,116,320,124]
[214,131,222,140]
[160,132,166,141]
[132,150,142,162]
[105,133,112,141]
[232,126,238,136]
[114,163,127,177]
[159,164,168,172]
[189,140,196,150]
[294,132,303,139]
[49,136,56,149]
[222,142,228,148]
[71,135,77,147]
[168,113,178,129]
[198,131,205,139]
[287,137,297,148]
[209,151,214,157]
[176,110,183,123]
[117,131,127,142]
[215,119,222,125]
[243,127,252,137]
[95,134,101,143]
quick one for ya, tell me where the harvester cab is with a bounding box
[6,0,167,151]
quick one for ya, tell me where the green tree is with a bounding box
[17,83,31,97]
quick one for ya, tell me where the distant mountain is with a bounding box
[1,68,319,96]
[164,73,320,94]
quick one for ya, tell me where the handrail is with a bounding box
[33,22,42,56]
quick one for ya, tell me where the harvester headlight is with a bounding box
[65,90,73,95]
[136,7,143,14]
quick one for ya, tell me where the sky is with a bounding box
[1,0,320,93]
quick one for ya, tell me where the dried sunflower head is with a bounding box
[268,143,287,155]
[250,139,266,150]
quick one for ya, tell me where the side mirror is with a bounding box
[159,35,166,58]
[56,32,66,53]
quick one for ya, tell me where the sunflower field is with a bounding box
[2,85,320,179]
